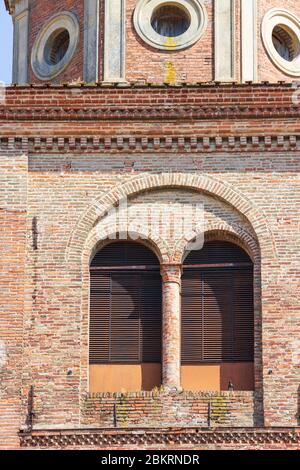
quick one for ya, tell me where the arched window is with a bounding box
[181,241,254,390]
[89,241,162,365]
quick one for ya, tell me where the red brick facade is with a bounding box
[1,0,300,450]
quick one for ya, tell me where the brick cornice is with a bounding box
[19,427,300,449]
[0,83,299,122]
[0,135,299,153]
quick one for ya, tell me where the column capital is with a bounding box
[160,264,182,284]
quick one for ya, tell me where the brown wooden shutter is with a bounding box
[182,241,254,364]
[89,271,110,363]
[233,268,254,361]
[110,273,141,362]
[90,242,161,364]
[140,273,162,363]
[181,273,202,362]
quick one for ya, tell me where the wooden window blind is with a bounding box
[90,242,162,364]
[181,241,254,363]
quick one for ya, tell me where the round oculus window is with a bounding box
[272,25,297,62]
[262,8,300,76]
[44,29,70,66]
[31,12,79,80]
[134,0,208,51]
[151,5,191,37]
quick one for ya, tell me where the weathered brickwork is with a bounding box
[0,82,299,449]
[1,0,300,450]
[0,152,27,449]
[82,391,257,428]
[19,427,300,450]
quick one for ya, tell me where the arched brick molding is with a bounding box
[82,223,170,266]
[173,222,260,265]
[66,173,277,266]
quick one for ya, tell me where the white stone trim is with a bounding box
[214,0,235,82]
[104,0,126,82]
[12,0,29,85]
[31,12,80,81]
[262,8,300,77]
[133,0,207,51]
[241,0,257,82]
[84,0,100,83]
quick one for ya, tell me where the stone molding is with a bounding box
[262,8,300,77]
[84,0,100,83]
[240,0,257,82]
[214,0,235,81]
[103,0,126,82]
[19,427,300,448]
[0,135,299,153]
[31,12,80,81]
[133,0,208,51]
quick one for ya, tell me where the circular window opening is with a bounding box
[44,29,70,66]
[151,4,191,37]
[272,25,298,62]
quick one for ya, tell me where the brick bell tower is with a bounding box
[1,0,300,450]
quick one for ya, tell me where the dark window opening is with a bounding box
[44,29,70,66]
[151,5,191,37]
[272,25,295,62]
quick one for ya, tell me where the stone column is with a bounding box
[160,264,182,390]
[104,0,126,82]
[214,0,235,82]
[12,0,29,85]
[84,0,100,83]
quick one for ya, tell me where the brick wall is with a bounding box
[125,0,214,83]
[0,152,27,448]
[82,391,257,428]
[0,84,299,449]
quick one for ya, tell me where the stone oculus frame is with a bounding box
[31,11,80,81]
[262,8,300,77]
[133,0,208,51]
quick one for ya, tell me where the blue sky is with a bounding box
[0,3,13,84]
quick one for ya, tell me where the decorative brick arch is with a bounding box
[66,173,277,265]
[82,222,170,266]
[173,222,261,265]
